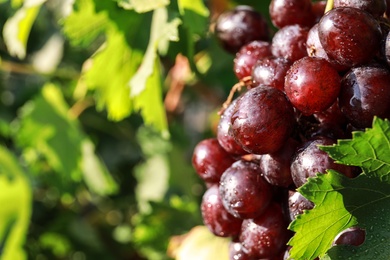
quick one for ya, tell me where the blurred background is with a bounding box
[0,0,271,259]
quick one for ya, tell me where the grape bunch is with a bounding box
[193,0,390,259]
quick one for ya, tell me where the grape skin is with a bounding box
[338,64,390,128]
[318,7,382,68]
[290,136,357,188]
[219,160,273,219]
[271,24,310,62]
[217,99,247,156]
[269,0,315,29]
[234,41,272,80]
[201,185,242,237]
[239,203,290,259]
[284,56,341,116]
[192,138,236,184]
[231,85,295,155]
[215,6,270,53]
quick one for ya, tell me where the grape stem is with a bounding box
[218,76,252,115]
[325,0,334,13]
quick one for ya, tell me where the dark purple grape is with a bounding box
[201,185,242,237]
[333,227,366,246]
[215,6,270,53]
[290,136,357,188]
[287,190,314,222]
[239,203,290,259]
[231,85,295,155]
[334,0,387,17]
[192,138,236,183]
[234,41,272,80]
[313,100,347,128]
[269,0,315,28]
[219,160,273,219]
[338,64,390,128]
[259,138,300,188]
[318,7,382,68]
[217,99,247,156]
[271,24,310,62]
[251,57,292,91]
[284,56,341,116]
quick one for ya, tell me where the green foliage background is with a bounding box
[0,0,271,259]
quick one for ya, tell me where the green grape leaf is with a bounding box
[116,0,169,13]
[13,83,118,195]
[0,145,32,260]
[83,29,143,121]
[129,7,181,97]
[133,60,169,138]
[289,117,390,260]
[3,0,46,59]
[62,0,109,47]
[134,126,171,213]
[325,174,390,259]
[177,0,209,35]
[288,171,358,260]
[321,117,390,182]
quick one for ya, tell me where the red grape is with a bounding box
[219,160,273,219]
[290,136,357,188]
[251,57,292,91]
[234,41,272,80]
[231,85,295,154]
[284,56,341,116]
[201,185,242,237]
[192,138,236,184]
[269,0,315,28]
[215,6,270,54]
[318,7,382,68]
[217,99,247,156]
[271,24,310,62]
[259,138,300,188]
[333,227,366,246]
[338,64,390,128]
[239,203,290,259]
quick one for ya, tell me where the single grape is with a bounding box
[338,64,390,128]
[284,56,341,116]
[334,0,387,17]
[287,190,314,222]
[333,227,366,246]
[306,23,348,71]
[201,185,243,237]
[192,138,236,184]
[215,6,270,53]
[271,24,310,62]
[290,136,357,188]
[234,41,272,80]
[219,160,273,219]
[318,7,382,68]
[259,138,300,188]
[217,99,247,156]
[269,0,315,28]
[239,203,290,259]
[231,85,295,155]
[251,57,292,91]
